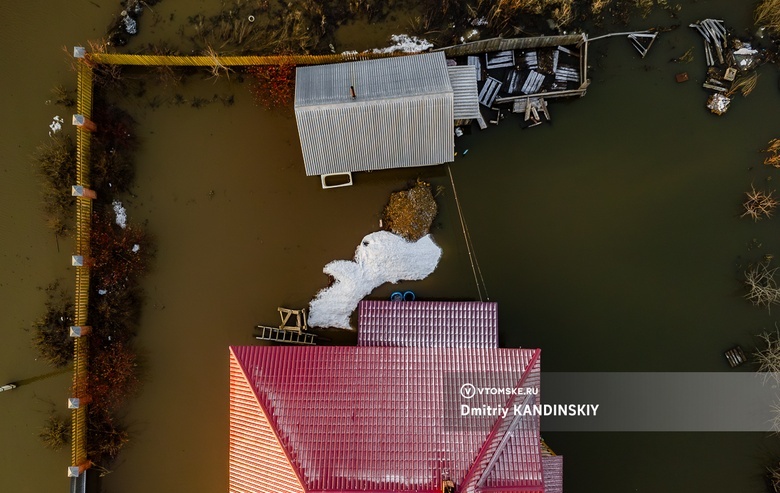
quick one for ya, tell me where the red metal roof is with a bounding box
[358,301,499,348]
[229,346,545,493]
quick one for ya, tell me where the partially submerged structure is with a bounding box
[294,52,463,188]
[294,35,591,187]
[441,34,589,127]
[229,345,562,493]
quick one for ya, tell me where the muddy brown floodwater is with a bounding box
[2,1,780,492]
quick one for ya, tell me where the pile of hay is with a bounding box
[383,180,438,241]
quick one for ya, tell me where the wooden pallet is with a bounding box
[724,346,747,368]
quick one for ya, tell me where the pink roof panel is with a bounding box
[229,346,543,493]
[358,301,498,348]
[542,455,563,493]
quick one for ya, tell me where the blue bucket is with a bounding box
[403,290,416,301]
[390,291,403,301]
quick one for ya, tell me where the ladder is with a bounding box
[254,307,317,345]
[254,325,317,345]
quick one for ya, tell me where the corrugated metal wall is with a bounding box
[295,94,454,175]
[294,52,455,175]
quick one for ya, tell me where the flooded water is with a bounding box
[2,1,780,492]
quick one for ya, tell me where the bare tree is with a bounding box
[745,260,780,311]
[754,327,780,383]
[742,185,779,221]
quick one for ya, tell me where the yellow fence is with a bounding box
[70,47,399,471]
[88,51,401,67]
[71,60,93,469]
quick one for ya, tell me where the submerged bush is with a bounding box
[382,180,438,242]
[88,341,139,411]
[90,104,139,195]
[86,407,129,465]
[33,134,75,236]
[247,63,296,108]
[39,413,69,450]
[31,281,74,368]
[90,211,153,291]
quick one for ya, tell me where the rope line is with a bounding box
[447,164,489,301]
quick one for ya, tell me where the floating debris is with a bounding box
[48,116,64,136]
[707,93,730,115]
[690,19,765,115]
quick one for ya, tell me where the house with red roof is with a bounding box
[229,345,562,492]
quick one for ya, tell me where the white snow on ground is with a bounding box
[112,200,127,229]
[48,116,64,136]
[372,34,433,54]
[308,231,442,329]
[132,244,140,253]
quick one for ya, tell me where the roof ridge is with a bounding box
[459,349,542,493]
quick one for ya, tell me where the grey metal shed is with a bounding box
[294,52,455,180]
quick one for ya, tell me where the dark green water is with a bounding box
[2,1,780,492]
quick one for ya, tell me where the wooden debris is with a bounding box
[675,72,689,83]
[627,32,658,58]
[724,346,747,368]
[478,76,502,107]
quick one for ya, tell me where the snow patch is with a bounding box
[112,200,127,229]
[308,231,442,329]
[372,34,433,54]
[132,244,140,253]
[98,289,107,295]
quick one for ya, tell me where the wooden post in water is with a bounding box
[0,383,17,393]
[71,185,97,200]
[72,114,97,132]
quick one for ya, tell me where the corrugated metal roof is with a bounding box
[357,300,498,348]
[294,52,455,176]
[440,34,586,57]
[447,66,482,120]
[229,346,544,492]
[295,52,451,106]
[542,455,564,493]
